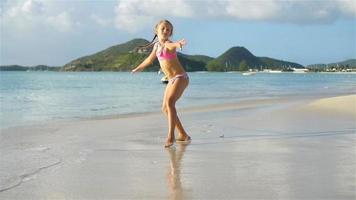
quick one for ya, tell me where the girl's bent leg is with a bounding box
[162,106,188,139]
[175,116,190,141]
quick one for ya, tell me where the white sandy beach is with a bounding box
[0,95,355,199]
[306,95,356,115]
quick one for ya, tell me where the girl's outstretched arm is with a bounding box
[131,45,157,73]
[164,39,187,51]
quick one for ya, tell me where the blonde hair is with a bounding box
[138,19,173,50]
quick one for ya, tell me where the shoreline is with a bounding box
[1,92,354,132]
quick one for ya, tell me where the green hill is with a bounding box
[63,39,153,71]
[62,38,209,72]
[207,47,263,71]
[307,59,356,69]
[181,54,214,64]
[1,39,306,72]
[336,59,356,67]
[259,57,304,69]
[179,54,214,71]
[207,46,303,71]
[61,38,305,72]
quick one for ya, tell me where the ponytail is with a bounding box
[136,34,157,51]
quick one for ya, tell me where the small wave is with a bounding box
[90,105,118,112]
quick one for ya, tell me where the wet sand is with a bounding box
[0,95,355,199]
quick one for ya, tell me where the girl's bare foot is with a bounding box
[165,137,175,148]
[176,135,191,142]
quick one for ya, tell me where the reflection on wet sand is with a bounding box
[166,144,189,200]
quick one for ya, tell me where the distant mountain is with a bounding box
[259,57,303,69]
[307,59,356,69]
[179,54,214,71]
[63,39,304,72]
[62,38,210,72]
[0,65,60,71]
[207,46,303,71]
[62,39,152,71]
[2,38,308,72]
[207,47,262,71]
[182,54,214,64]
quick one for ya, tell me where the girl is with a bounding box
[132,19,191,148]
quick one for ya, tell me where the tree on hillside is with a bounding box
[207,60,224,71]
[239,60,248,71]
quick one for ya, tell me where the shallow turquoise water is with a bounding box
[0,71,355,129]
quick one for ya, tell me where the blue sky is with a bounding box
[1,0,355,66]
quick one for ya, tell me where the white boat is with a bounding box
[269,70,282,73]
[242,72,256,76]
[292,68,309,73]
[161,76,168,84]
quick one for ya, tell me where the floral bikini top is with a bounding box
[155,42,177,61]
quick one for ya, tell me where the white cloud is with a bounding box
[5,0,43,18]
[90,14,112,27]
[1,0,76,32]
[337,0,356,17]
[45,12,73,32]
[114,0,356,32]
[21,0,43,14]
[225,1,279,20]
[114,0,194,32]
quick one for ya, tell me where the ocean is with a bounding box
[0,71,355,129]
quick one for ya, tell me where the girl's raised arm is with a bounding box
[164,39,187,51]
[131,45,157,73]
